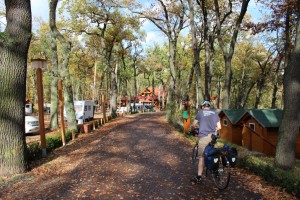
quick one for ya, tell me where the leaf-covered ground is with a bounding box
[0,112,297,199]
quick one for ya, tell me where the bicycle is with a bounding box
[191,134,237,190]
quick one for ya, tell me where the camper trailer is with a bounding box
[65,100,94,123]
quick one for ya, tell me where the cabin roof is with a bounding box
[246,109,283,128]
[219,109,248,125]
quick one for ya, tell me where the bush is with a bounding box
[46,134,63,150]
[65,130,73,141]
[27,142,42,161]
[27,130,74,161]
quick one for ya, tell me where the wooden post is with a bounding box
[58,80,66,146]
[36,68,47,156]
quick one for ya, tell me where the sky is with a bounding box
[30,0,164,47]
[28,0,266,48]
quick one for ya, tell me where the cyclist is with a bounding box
[190,100,221,183]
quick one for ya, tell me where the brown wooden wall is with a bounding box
[220,116,243,145]
[242,120,300,158]
[220,116,232,141]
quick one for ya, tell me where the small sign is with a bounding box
[31,59,47,70]
[183,110,188,119]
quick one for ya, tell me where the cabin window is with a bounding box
[223,119,228,126]
[84,106,87,111]
[249,123,255,131]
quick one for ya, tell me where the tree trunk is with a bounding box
[221,57,232,109]
[110,61,118,119]
[0,0,32,177]
[49,23,59,130]
[93,59,98,102]
[166,40,177,122]
[271,57,283,108]
[214,0,250,109]
[49,0,77,132]
[202,0,211,101]
[133,60,137,112]
[275,0,300,169]
[188,0,203,109]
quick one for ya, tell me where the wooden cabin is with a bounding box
[119,87,167,112]
[219,109,248,145]
[240,109,300,158]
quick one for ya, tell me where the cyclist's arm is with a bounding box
[191,119,198,129]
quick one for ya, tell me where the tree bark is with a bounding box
[275,0,300,170]
[49,0,77,131]
[271,56,282,108]
[110,61,118,119]
[0,0,32,176]
[166,39,178,122]
[201,0,212,101]
[188,0,203,109]
[49,23,59,130]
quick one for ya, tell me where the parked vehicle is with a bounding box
[117,107,127,113]
[25,116,39,134]
[131,103,153,112]
[65,100,94,123]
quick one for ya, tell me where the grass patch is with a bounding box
[238,155,300,197]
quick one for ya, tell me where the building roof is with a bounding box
[220,109,283,128]
[246,109,283,128]
[139,87,167,97]
[219,109,248,125]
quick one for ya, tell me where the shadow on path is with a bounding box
[0,112,269,199]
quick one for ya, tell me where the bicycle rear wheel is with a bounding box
[212,157,231,190]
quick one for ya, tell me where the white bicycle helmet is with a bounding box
[201,100,211,107]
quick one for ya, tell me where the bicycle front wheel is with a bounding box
[212,159,231,190]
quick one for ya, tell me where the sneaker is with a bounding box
[190,175,202,183]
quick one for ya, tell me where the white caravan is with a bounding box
[65,100,94,123]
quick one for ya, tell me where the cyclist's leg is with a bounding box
[197,133,212,177]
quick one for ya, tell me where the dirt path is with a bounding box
[0,113,296,199]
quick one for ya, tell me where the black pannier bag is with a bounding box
[222,144,238,167]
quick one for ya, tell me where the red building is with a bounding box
[120,87,167,111]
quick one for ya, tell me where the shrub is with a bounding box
[46,134,62,151]
[65,130,72,141]
[27,130,74,161]
[27,142,42,161]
